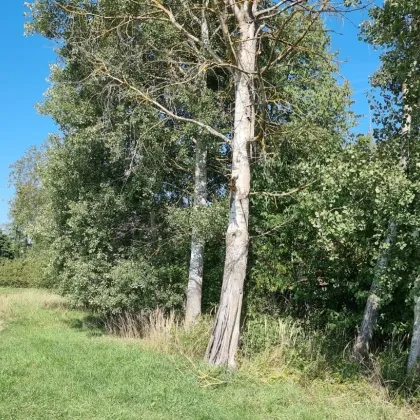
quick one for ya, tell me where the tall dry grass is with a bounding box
[239,316,326,378]
[0,289,65,316]
[104,309,212,358]
[103,310,335,381]
[0,289,67,332]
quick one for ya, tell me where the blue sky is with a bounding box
[0,2,381,226]
[328,7,381,133]
[0,2,56,225]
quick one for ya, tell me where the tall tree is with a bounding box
[27,0,348,367]
[186,4,212,325]
[357,0,420,364]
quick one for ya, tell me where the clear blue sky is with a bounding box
[0,2,381,225]
[0,2,56,225]
[328,5,381,133]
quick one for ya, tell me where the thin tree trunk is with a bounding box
[353,222,397,361]
[402,80,419,372]
[408,276,420,371]
[206,13,257,367]
[185,3,210,326]
[185,136,207,326]
[400,82,411,171]
[354,75,411,364]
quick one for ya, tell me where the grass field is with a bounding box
[0,288,418,420]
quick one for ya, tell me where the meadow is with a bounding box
[0,288,417,420]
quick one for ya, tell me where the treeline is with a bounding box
[4,0,420,378]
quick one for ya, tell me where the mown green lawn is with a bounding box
[0,288,416,420]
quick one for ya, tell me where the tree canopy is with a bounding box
[6,0,420,375]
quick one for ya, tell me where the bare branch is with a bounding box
[216,0,237,63]
[151,0,227,67]
[250,181,314,198]
[251,217,294,238]
[255,0,297,18]
[226,0,241,20]
[98,66,230,144]
[261,0,329,74]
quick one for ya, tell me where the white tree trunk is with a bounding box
[185,136,207,326]
[408,276,420,371]
[353,222,397,361]
[402,80,419,372]
[185,5,211,326]
[206,14,257,368]
[354,80,407,363]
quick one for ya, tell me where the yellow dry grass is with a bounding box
[0,288,66,323]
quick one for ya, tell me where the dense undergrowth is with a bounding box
[1,287,419,419]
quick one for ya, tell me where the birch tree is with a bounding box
[185,135,208,325]
[185,4,211,325]
[353,222,397,361]
[357,0,420,364]
[28,0,345,367]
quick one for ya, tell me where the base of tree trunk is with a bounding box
[205,231,248,368]
[408,280,420,372]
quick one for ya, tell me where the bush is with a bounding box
[239,315,363,382]
[0,254,48,288]
[59,257,185,315]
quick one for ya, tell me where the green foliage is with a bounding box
[9,146,44,234]
[358,0,420,347]
[247,132,420,341]
[0,230,14,259]
[61,257,184,315]
[0,252,48,288]
[18,0,420,378]
[19,0,234,316]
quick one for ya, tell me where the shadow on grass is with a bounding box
[65,314,106,337]
[44,300,71,310]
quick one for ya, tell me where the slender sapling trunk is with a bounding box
[185,136,208,325]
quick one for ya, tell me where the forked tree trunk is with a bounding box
[185,136,207,326]
[353,222,397,361]
[206,14,257,368]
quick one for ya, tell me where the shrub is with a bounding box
[0,254,48,288]
[239,315,362,382]
[60,257,185,315]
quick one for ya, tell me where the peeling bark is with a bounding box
[206,10,257,368]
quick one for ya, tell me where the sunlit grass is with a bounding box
[0,288,417,419]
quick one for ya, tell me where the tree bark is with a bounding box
[408,276,420,371]
[353,222,397,362]
[354,77,409,363]
[206,10,257,368]
[185,136,207,326]
[185,4,211,326]
[402,81,419,372]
